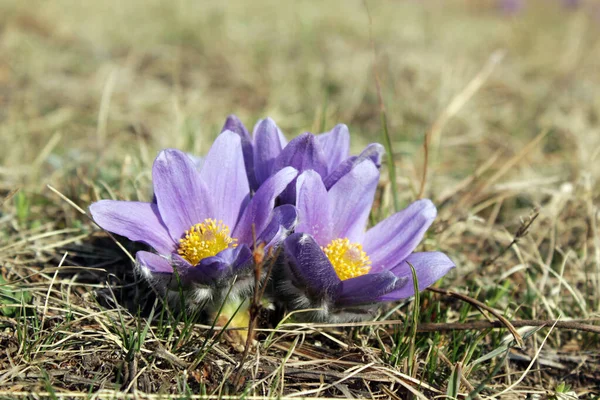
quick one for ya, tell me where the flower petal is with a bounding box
[221,114,249,139]
[168,254,198,286]
[379,251,455,301]
[295,170,332,245]
[253,118,286,186]
[323,143,385,189]
[200,131,250,228]
[362,142,385,168]
[272,132,328,204]
[335,271,403,306]
[186,154,204,170]
[328,159,379,242]
[193,245,253,283]
[226,245,254,273]
[233,167,298,245]
[364,199,437,273]
[146,253,219,289]
[251,117,287,146]
[136,250,174,274]
[316,124,350,175]
[259,204,298,250]
[90,200,175,254]
[221,115,256,190]
[153,149,214,241]
[272,132,328,176]
[283,233,339,296]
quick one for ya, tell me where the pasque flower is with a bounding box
[89,131,298,308]
[221,115,384,202]
[278,160,455,322]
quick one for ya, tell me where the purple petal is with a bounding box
[200,131,250,228]
[192,245,253,283]
[170,253,193,268]
[90,200,175,254]
[186,154,204,170]
[379,251,455,301]
[323,143,384,189]
[328,159,379,242]
[136,251,174,274]
[251,117,287,146]
[272,132,328,176]
[221,114,249,139]
[221,115,256,190]
[364,199,437,273]
[362,143,385,168]
[166,247,253,286]
[278,127,288,147]
[259,204,298,250]
[335,271,404,306]
[283,233,339,296]
[316,124,350,175]
[323,156,356,190]
[233,167,298,245]
[253,118,286,186]
[295,170,332,245]
[153,149,214,241]
[272,133,328,204]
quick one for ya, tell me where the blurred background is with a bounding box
[1,0,599,208]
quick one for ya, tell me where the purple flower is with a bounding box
[498,0,524,14]
[560,0,581,9]
[498,0,582,14]
[89,131,298,307]
[221,115,384,200]
[278,161,454,322]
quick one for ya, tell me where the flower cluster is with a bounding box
[89,115,455,322]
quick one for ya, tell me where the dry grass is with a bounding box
[1,0,600,398]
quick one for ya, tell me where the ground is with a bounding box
[0,0,599,398]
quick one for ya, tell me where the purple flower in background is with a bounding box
[497,0,581,14]
[498,0,524,14]
[221,115,384,201]
[561,0,581,9]
[278,161,454,322]
[90,131,298,307]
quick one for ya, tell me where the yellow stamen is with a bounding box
[178,218,237,265]
[322,238,371,281]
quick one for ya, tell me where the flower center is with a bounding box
[178,218,237,265]
[321,238,371,281]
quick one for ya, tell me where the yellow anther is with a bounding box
[178,219,237,265]
[322,238,371,281]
